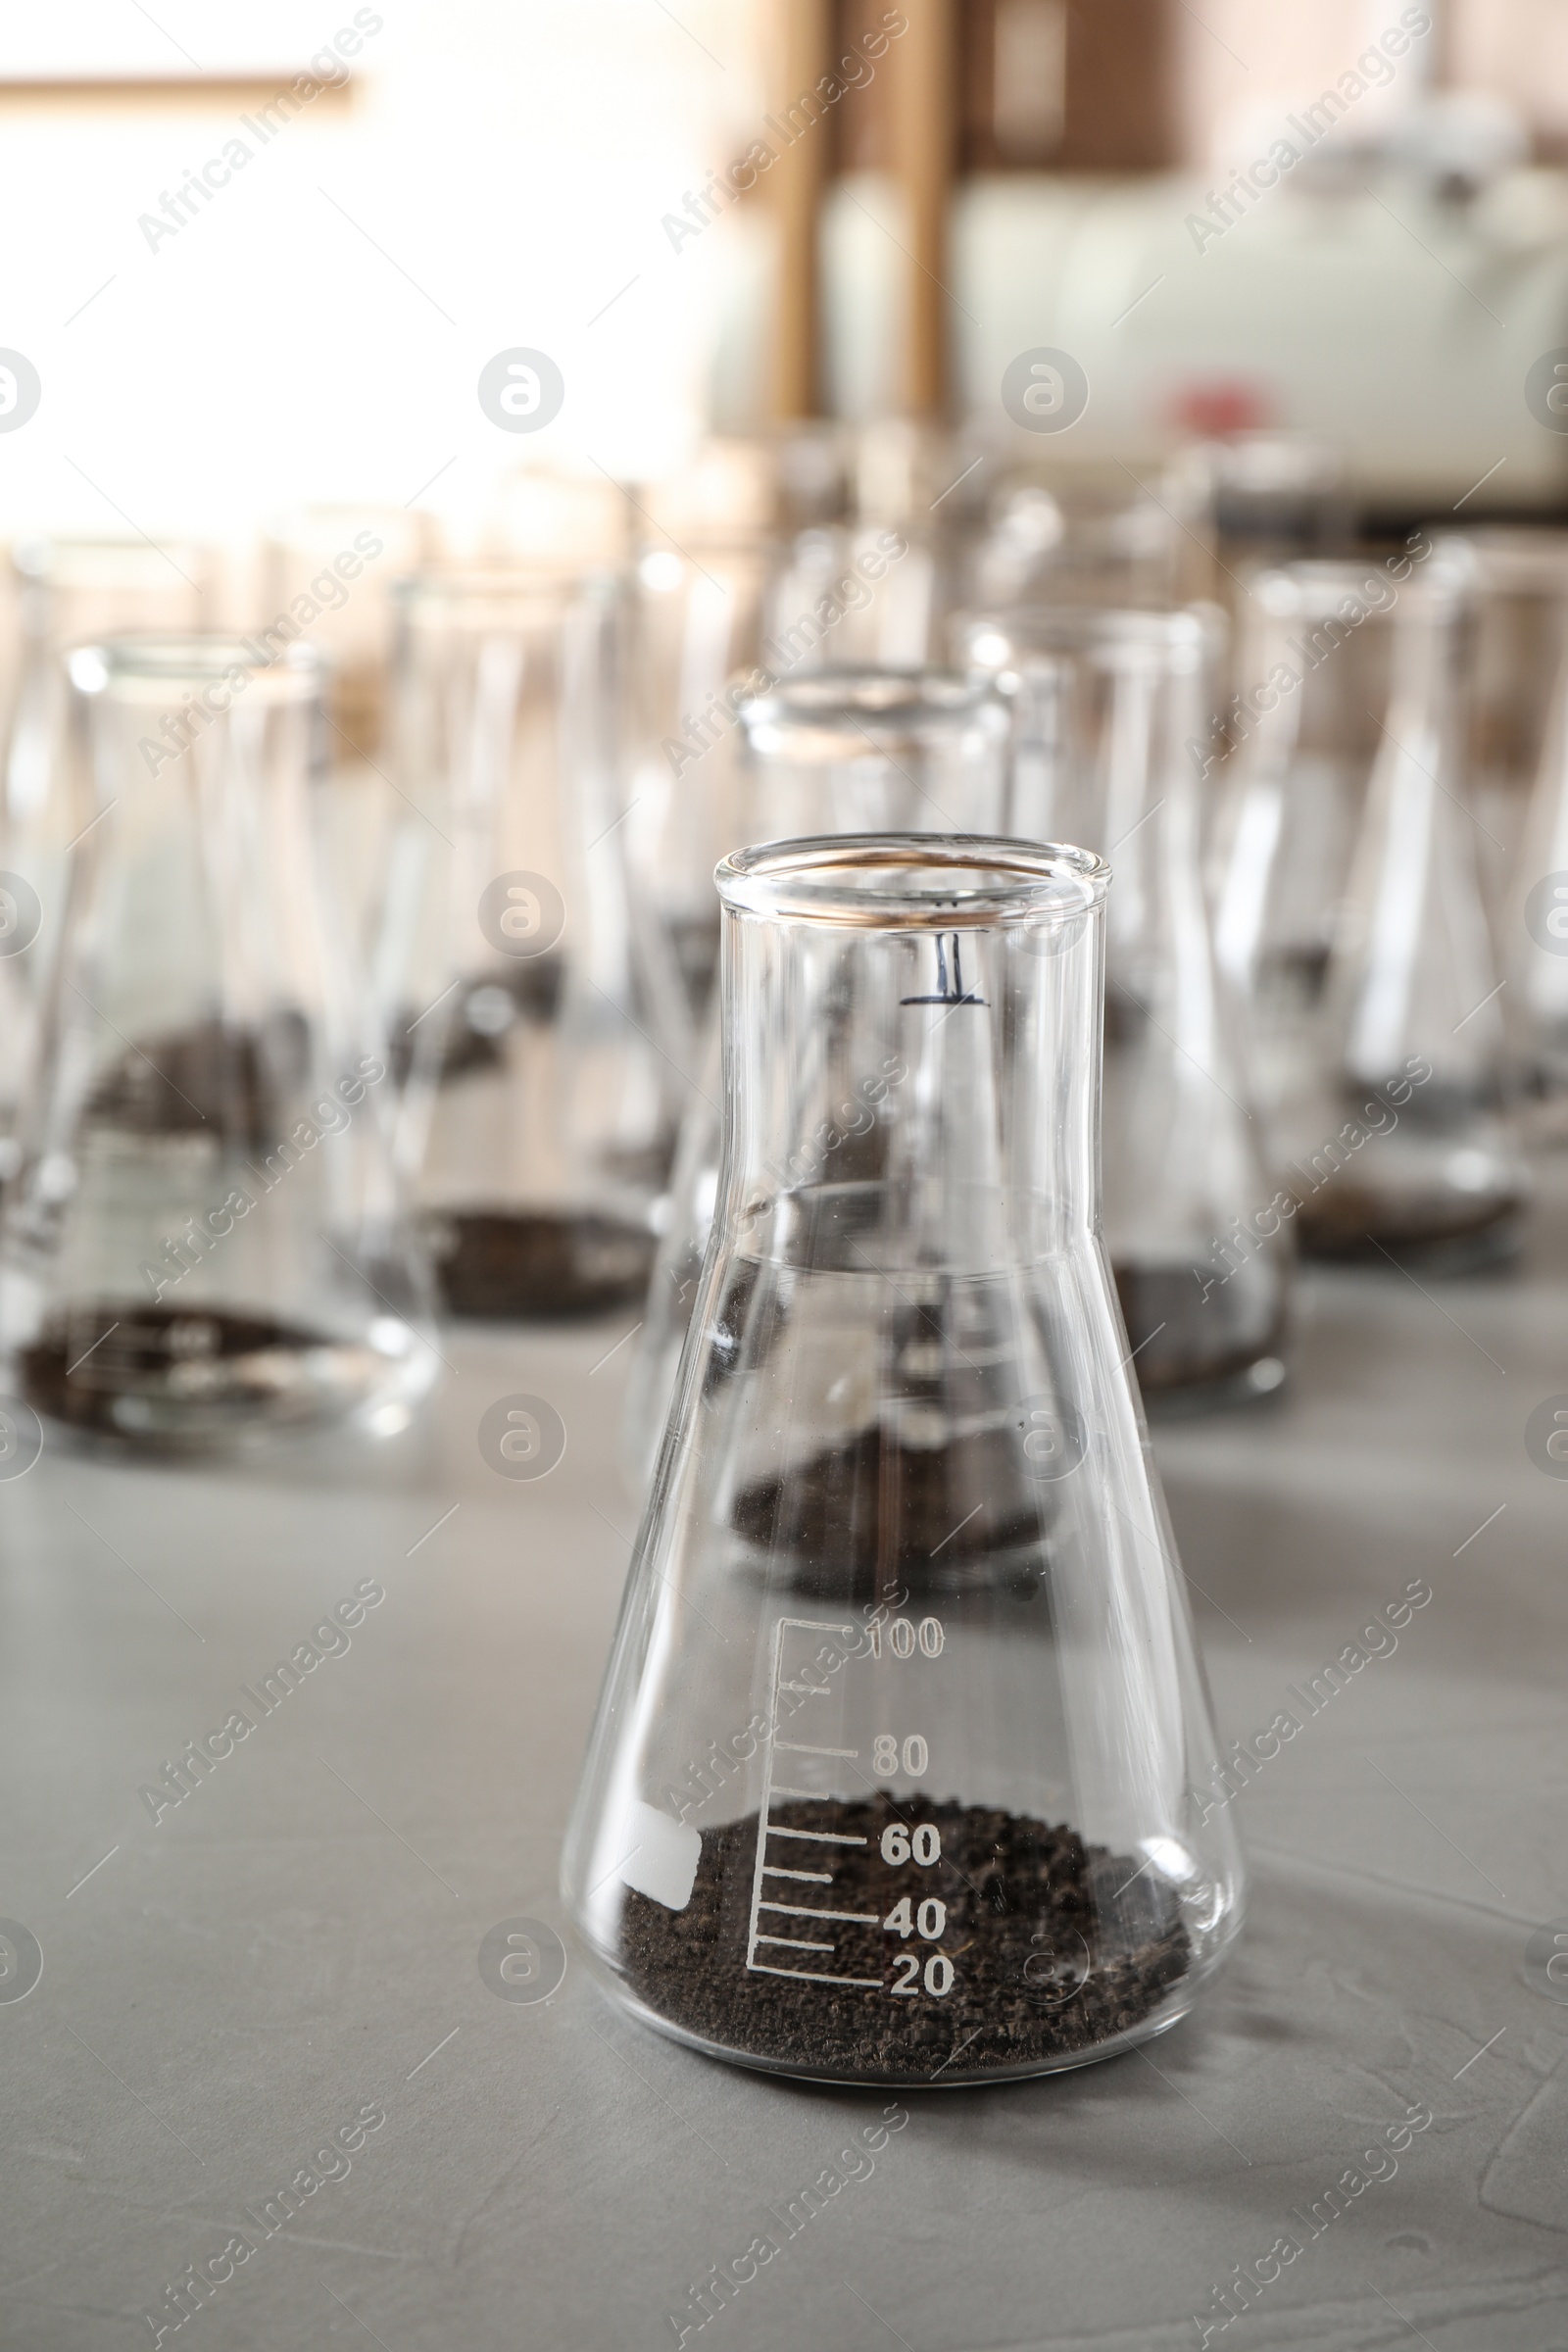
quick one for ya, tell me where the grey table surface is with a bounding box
[4,1177,1567,2352]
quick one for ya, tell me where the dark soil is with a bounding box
[20,1302,333,1437]
[730,1420,1054,1593]
[613,1792,1191,2082]
[428,1207,656,1319]
[87,1015,309,1149]
[1113,1261,1285,1394]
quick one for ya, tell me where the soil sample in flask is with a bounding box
[564,836,1245,2086]
[0,636,437,1452]
[376,570,682,1320]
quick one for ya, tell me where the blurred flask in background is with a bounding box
[1166,434,1348,670]
[1295,557,1528,1262]
[376,568,686,1321]
[0,539,215,1176]
[1505,604,1568,1136]
[966,605,1288,1409]
[260,505,435,962]
[0,636,435,1451]
[963,477,1177,612]
[260,505,431,760]
[620,669,1011,1491]
[1211,559,1404,1133]
[1434,528,1568,922]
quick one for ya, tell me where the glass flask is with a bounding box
[620,671,1012,1490]
[260,505,432,760]
[564,836,1245,2086]
[0,637,437,1451]
[962,607,1288,1406]
[1166,433,1347,627]
[624,535,773,1029]
[1434,529,1568,912]
[0,539,215,1173]
[375,568,681,1320]
[1294,558,1528,1259]
[1210,560,1405,1130]
[963,478,1177,612]
[1512,621,1568,1123]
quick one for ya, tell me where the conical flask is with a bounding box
[1512,626,1568,1124]
[619,670,1011,1490]
[1210,559,1404,1130]
[0,637,437,1450]
[564,836,1245,2085]
[1295,558,1529,1259]
[0,539,215,1174]
[1434,528,1568,916]
[962,607,1288,1406]
[373,567,685,1320]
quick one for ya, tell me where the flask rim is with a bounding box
[954,604,1222,675]
[738,665,1009,752]
[394,563,620,612]
[716,832,1107,929]
[66,633,324,699]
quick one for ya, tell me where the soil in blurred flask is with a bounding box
[0,637,436,1449]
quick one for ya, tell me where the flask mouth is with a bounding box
[395,564,619,617]
[956,605,1219,677]
[67,634,324,703]
[716,833,1107,929]
[739,668,1009,760]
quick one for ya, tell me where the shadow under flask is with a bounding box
[564,836,1245,2087]
[0,637,437,1450]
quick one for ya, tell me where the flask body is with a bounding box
[566,837,1244,2086]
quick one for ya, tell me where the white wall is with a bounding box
[0,0,765,552]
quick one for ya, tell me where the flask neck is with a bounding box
[717,897,1105,1263]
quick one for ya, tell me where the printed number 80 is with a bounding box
[873,1734,927,1776]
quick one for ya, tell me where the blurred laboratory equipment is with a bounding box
[1434,528,1568,911]
[1297,556,1528,1260]
[566,835,1245,2083]
[377,567,683,1320]
[1211,558,1407,1128]
[621,669,1011,1490]
[0,538,216,1175]
[963,604,1288,1406]
[0,636,435,1450]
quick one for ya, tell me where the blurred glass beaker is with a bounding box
[564,835,1245,2085]
[963,606,1288,1407]
[0,636,435,1450]
[620,671,1012,1490]
[0,539,215,1173]
[1434,528,1568,913]
[260,505,431,761]
[1211,558,1408,1129]
[1511,629,1568,1124]
[1293,558,1528,1261]
[1166,433,1348,624]
[376,568,681,1320]
[963,478,1178,612]
[624,536,774,1026]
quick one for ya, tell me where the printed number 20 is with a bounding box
[890,1952,956,1997]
